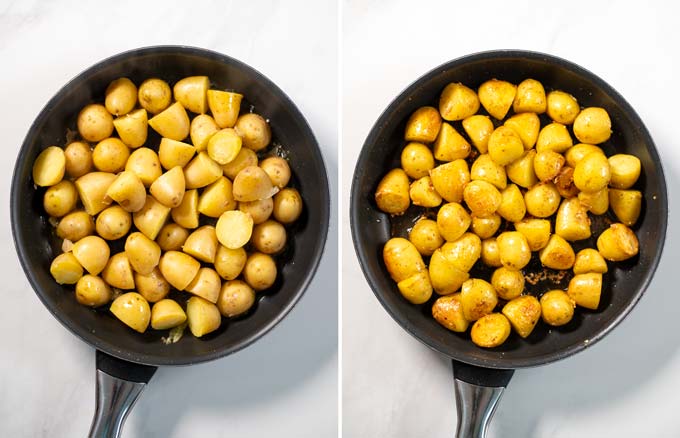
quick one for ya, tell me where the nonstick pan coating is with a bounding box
[11,46,330,366]
[350,50,667,369]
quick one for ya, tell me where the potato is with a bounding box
[573,107,611,144]
[233,165,278,202]
[33,146,65,187]
[429,249,469,295]
[50,252,83,285]
[216,210,254,249]
[397,271,433,304]
[440,232,481,272]
[184,152,223,189]
[149,166,185,208]
[64,141,93,178]
[383,237,426,283]
[105,78,137,116]
[76,274,112,307]
[113,109,148,148]
[470,154,507,190]
[198,176,236,218]
[223,148,258,180]
[524,182,561,218]
[461,278,497,321]
[240,198,274,224]
[158,251,201,291]
[502,295,541,338]
[138,78,171,114]
[96,206,131,240]
[218,280,256,317]
[243,252,277,291]
[432,293,469,332]
[555,197,591,241]
[533,150,565,182]
[462,115,494,153]
[505,150,538,189]
[429,160,469,203]
[539,234,575,270]
[401,142,435,178]
[185,267,221,303]
[470,213,501,239]
[190,114,219,152]
[463,180,502,218]
[578,187,609,215]
[135,267,170,302]
[158,138,195,170]
[439,83,479,121]
[208,128,242,165]
[488,126,524,166]
[214,245,247,280]
[491,267,525,300]
[77,104,114,142]
[554,166,579,198]
[207,90,243,128]
[609,154,641,189]
[173,76,209,114]
[156,223,189,251]
[496,184,526,223]
[478,79,516,120]
[375,168,410,214]
[273,188,303,224]
[409,218,444,256]
[92,138,129,173]
[433,123,470,161]
[125,232,161,275]
[597,223,639,261]
[565,144,605,168]
[183,226,218,263]
[72,236,110,275]
[409,176,442,208]
[573,152,611,192]
[252,220,287,254]
[260,157,291,189]
[504,112,540,150]
[609,189,641,226]
[540,290,575,326]
[57,210,94,242]
[110,292,150,332]
[44,180,78,217]
[103,172,144,213]
[404,106,441,143]
[547,91,579,124]
[101,252,134,289]
[151,299,187,330]
[573,248,608,274]
[148,102,190,141]
[471,313,511,348]
[235,113,271,151]
[514,218,551,251]
[171,189,198,229]
[513,79,546,114]
[497,231,531,270]
[437,202,471,242]
[186,296,221,337]
[125,148,162,187]
[481,238,502,267]
[133,196,171,240]
[536,123,573,153]
[568,273,603,310]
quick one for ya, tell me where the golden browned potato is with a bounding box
[497,231,531,270]
[44,180,78,217]
[488,126,524,166]
[471,313,511,348]
[216,210,254,249]
[461,278,498,321]
[105,78,137,116]
[478,79,516,120]
[568,273,602,309]
[540,290,575,326]
[574,153,611,194]
[218,280,256,317]
[92,138,129,173]
[491,267,525,300]
[429,159,469,203]
[57,210,94,242]
[555,197,591,241]
[273,188,303,224]
[397,271,433,304]
[183,225,218,263]
[439,83,479,121]
[514,218,551,251]
[533,150,565,182]
[429,249,469,295]
[432,293,469,332]
[539,234,575,270]
[158,251,201,291]
[597,223,639,261]
[138,78,172,114]
[609,189,641,226]
[111,292,151,332]
[125,232,161,275]
[565,144,604,168]
[96,206,131,240]
[113,109,148,148]
[101,252,135,289]
[578,187,609,215]
[546,91,579,124]
[573,107,611,144]
[462,115,494,153]
[135,267,170,302]
[207,90,242,128]
[78,104,114,142]
[76,274,112,307]
[33,146,66,187]
[463,180,502,218]
[260,157,291,189]
[158,138,196,170]
[151,299,187,330]
[174,76,209,114]
[375,168,410,214]
[186,296,221,337]
[243,252,277,291]
[190,114,220,152]
[235,113,271,151]
[214,245,247,280]
[481,238,502,267]
[404,106,442,143]
[104,171,146,213]
[502,295,541,338]
[383,237,426,283]
[524,182,561,218]
[223,148,258,180]
[608,154,641,189]
[506,150,538,189]
[433,123,470,161]
[126,147,162,187]
[470,154,507,190]
[185,267,221,303]
[50,252,84,285]
[513,79,546,114]
[184,152,223,189]
[240,198,274,224]
[156,223,189,251]
[536,123,573,153]
[437,202,471,242]
[148,102,190,141]
[504,112,540,150]
[496,184,526,223]
[171,189,199,229]
[72,235,110,275]
[573,248,608,274]
[149,166,186,208]
[401,142,435,179]
[64,141,93,178]
[408,218,444,256]
[233,165,278,202]
[252,220,287,254]
[554,166,579,198]
[208,128,242,165]
[133,195,171,240]
[198,176,236,218]
[409,176,442,208]
[75,172,117,216]
[470,213,501,239]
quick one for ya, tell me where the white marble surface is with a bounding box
[0,1,337,437]
[342,1,680,437]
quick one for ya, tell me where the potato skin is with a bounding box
[524,182,561,218]
[533,150,565,182]
[513,79,546,114]
[409,176,442,208]
[461,278,498,321]
[504,112,540,149]
[207,90,242,128]
[240,198,274,224]
[185,267,221,303]
[151,299,187,330]
[64,141,93,178]
[547,91,579,124]
[214,245,247,280]
[251,220,287,254]
[491,267,525,300]
[597,223,639,261]
[110,292,151,332]
[514,218,551,251]
[496,184,526,223]
[105,171,147,213]
[125,232,161,275]
[404,106,442,143]
[539,234,575,270]
[578,187,609,215]
[50,252,84,285]
[223,148,258,180]
[540,290,575,326]
[218,280,256,317]
[437,202,471,242]
[481,238,502,268]
[57,210,95,242]
[101,252,135,290]
[408,218,443,256]
[105,78,137,116]
[470,213,501,239]
[243,252,277,291]
[173,76,209,114]
[536,122,573,153]
[76,274,112,307]
[93,138,130,173]
[573,107,611,144]
[96,206,132,240]
[470,154,507,190]
[432,293,469,332]
[158,251,201,291]
[439,83,479,121]
[555,197,591,241]
[471,313,511,348]
[44,180,78,217]
[78,104,114,142]
[72,235,110,275]
[135,267,170,303]
[488,126,524,166]
[608,154,641,189]
[463,180,501,218]
[429,249,469,295]
[133,195,171,240]
[383,237,426,283]
[138,78,171,114]
[568,273,603,310]
[401,142,435,179]
[502,295,541,338]
[573,248,608,274]
[462,115,494,153]
[506,150,538,189]
[183,226,218,263]
[573,152,611,192]
[429,160,469,203]
[156,223,189,251]
[609,189,642,226]
[232,165,277,202]
[497,231,531,270]
[565,144,604,168]
[148,102,190,141]
[149,166,186,208]
[126,148,162,187]
[33,146,66,187]
[113,109,148,148]
[478,79,516,120]
[186,296,221,337]
[375,168,410,214]
[260,157,291,189]
[273,188,303,224]
[440,232,481,272]
[397,272,433,304]
[235,113,271,151]
[433,123,470,161]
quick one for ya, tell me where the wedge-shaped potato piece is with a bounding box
[470,154,507,189]
[190,114,219,152]
[198,176,237,217]
[149,166,185,208]
[173,76,209,114]
[439,83,479,121]
[409,176,442,208]
[463,180,501,217]
[110,293,150,333]
[568,273,603,310]
[135,267,170,303]
[216,210,254,249]
[488,126,524,166]
[75,172,116,215]
[555,197,591,241]
[148,102,190,141]
[101,252,135,289]
[50,252,83,285]
[214,246,247,280]
[536,123,573,153]
[597,223,639,261]
[429,160,469,203]
[113,109,148,148]
[72,235,110,276]
[578,187,609,215]
[478,79,516,120]
[429,249,469,295]
[133,196,171,240]
[151,299,187,330]
[432,293,468,332]
[462,115,494,154]
[608,154,641,189]
[539,234,575,270]
[440,232,481,272]
[491,267,525,300]
[105,171,146,213]
[461,278,497,321]
[207,90,242,128]
[184,152,223,189]
[506,150,538,189]
[481,238,502,267]
[470,213,501,240]
[514,218,551,251]
[223,147,258,180]
[158,138,195,171]
[404,106,441,143]
[502,295,541,338]
[397,271,433,304]
[573,248,608,275]
[504,112,540,149]
[126,148,162,187]
[208,128,242,165]
[183,225,218,263]
[159,251,201,291]
[33,146,66,187]
[554,166,579,198]
[186,296,221,337]
[541,290,575,326]
[171,189,199,229]
[233,166,278,202]
[433,122,470,161]
[185,267,221,303]
[609,189,641,226]
[513,79,546,114]
[496,184,526,223]
[125,232,162,275]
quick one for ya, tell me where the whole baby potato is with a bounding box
[432,293,469,332]
[64,141,93,178]
[240,198,274,224]
[272,188,303,224]
[462,115,494,153]
[463,180,502,218]
[125,232,161,275]
[573,107,611,144]
[404,106,441,143]
[72,235,110,275]
[173,76,209,114]
[223,148,258,180]
[514,218,551,251]
[190,114,220,152]
[233,165,278,202]
[96,206,132,240]
[513,79,546,114]
[260,157,292,188]
[536,122,573,153]
[216,210,254,249]
[44,180,78,217]
[101,252,135,290]
[151,299,187,330]
[149,166,186,208]
[171,189,199,229]
[383,237,426,283]
[597,223,639,261]
[429,160,469,203]
[186,296,221,337]
[471,313,511,348]
[207,90,242,128]
[401,142,435,179]
[138,78,172,114]
[235,113,271,151]
[110,292,151,333]
[397,271,433,304]
[437,202,471,242]
[496,184,526,223]
[504,112,540,150]
[133,195,171,240]
[433,123,470,162]
[609,189,641,226]
[573,248,608,275]
[148,102,190,141]
[105,78,137,116]
[547,90,580,124]
[158,251,201,291]
[185,267,222,303]
[50,252,84,285]
[135,267,170,303]
[497,231,531,270]
[198,177,237,218]
[480,238,502,268]
[409,176,442,208]
[539,234,575,270]
[243,252,278,291]
[461,278,498,321]
[470,213,501,239]
[218,280,256,317]
[439,82,479,121]
[57,210,95,242]
[524,182,561,218]
[214,245,247,280]
[33,146,65,187]
[409,218,444,256]
[470,154,507,190]
[105,171,147,213]
[478,79,516,120]
[608,154,641,189]
[375,168,410,214]
[491,267,525,300]
[77,104,114,142]
[540,290,575,326]
[182,151,222,193]
[573,152,611,192]
[251,220,287,254]
[487,126,524,166]
[113,108,148,148]
[76,274,112,307]
[183,226,218,263]
[126,148,162,187]
[502,295,541,338]
[505,150,538,189]
[555,197,591,241]
[156,223,189,252]
[92,138,130,173]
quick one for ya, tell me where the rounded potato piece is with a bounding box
[240,198,274,224]
[409,218,444,256]
[174,76,209,114]
[111,293,151,333]
[440,232,481,272]
[574,152,611,192]
[158,251,201,291]
[149,166,186,208]
[578,187,609,215]
[433,123,470,161]
[96,206,131,240]
[497,231,531,270]
[207,90,242,128]
[429,160,469,203]
[375,168,410,214]
[135,267,170,303]
[216,210,254,249]
[185,267,221,303]
[463,180,501,218]
[574,107,611,144]
[496,184,526,223]
[184,152,223,189]
[272,188,303,224]
[539,234,575,270]
[488,126,524,166]
[198,176,237,218]
[555,197,591,241]
[428,249,469,295]
[233,166,278,202]
[504,112,540,150]
[243,252,277,291]
[481,238,502,268]
[218,280,256,317]
[514,218,551,251]
[471,313,511,348]
[76,275,112,307]
[506,150,538,189]
[534,150,565,182]
[573,248,608,274]
[64,141,93,178]
[404,106,441,143]
[462,115,494,153]
[101,252,135,290]
[77,104,114,142]
[547,91,580,124]
[148,102,190,141]
[470,154,507,190]
[409,176,442,208]
[513,79,546,114]
[125,232,161,275]
[397,271,433,304]
[183,226,218,263]
[383,237,426,283]
[260,157,291,189]
[502,295,541,338]
[439,83,479,121]
[159,138,196,170]
[568,273,603,310]
[138,78,171,114]
[597,223,639,261]
[33,146,65,187]
[491,267,525,300]
[554,166,579,198]
[609,189,641,226]
[608,154,641,189]
[470,213,501,239]
[252,220,287,254]
[478,79,516,120]
[171,189,199,229]
[222,147,258,180]
[50,252,84,285]
[235,113,271,151]
[105,171,147,213]
[133,196,171,240]
[92,138,129,173]
[44,180,78,217]
[113,108,148,148]
[208,128,242,165]
[565,144,605,168]
[401,142,435,179]
[540,290,575,326]
[214,245,247,280]
[156,223,189,251]
[105,78,137,116]
[72,235,110,275]
[126,148,162,187]
[437,202,471,242]
[536,123,573,153]
[186,296,221,337]
[432,293,469,332]
[524,182,561,218]
[151,299,187,330]
[461,278,498,321]
[57,210,94,242]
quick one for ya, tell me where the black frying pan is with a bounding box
[11,46,329,438]
[350,50,667,437]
